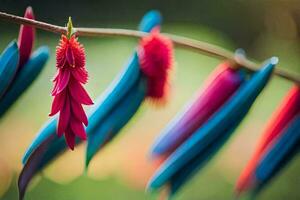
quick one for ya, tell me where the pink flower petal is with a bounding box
[57,94,70,137]
[69,78,93,105]
[71,98,88,126]
[49,90,66,116]
[52,69,70,96]
[64,127,75,150]
[70,117,87,140]
[72,67,88,84]
[66,45,75,67]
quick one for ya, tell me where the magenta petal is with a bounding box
[69,79,93,105]
[65,127,75,150]
[71,99,88,126]
[70,117,87,140]
[72,68,88,84]
[49,90,66,116]
[66,45,75,67]
[52,69,70,96]
[57,94,70,137]
[18,6,35,67]
[51,80,59,96]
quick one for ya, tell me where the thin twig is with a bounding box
[0,11,299,84]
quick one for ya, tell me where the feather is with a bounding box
[85,77,146,167]
[253,114,300,196]
[235,85,300,194]
[147,58,277,190]
[0,46,49,117]
[0,41,19,99]
[150,62,245,157]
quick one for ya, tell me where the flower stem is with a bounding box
[0,11,299,84]
[67,17,74,39]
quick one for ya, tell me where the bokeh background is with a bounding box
[0,0,300,199]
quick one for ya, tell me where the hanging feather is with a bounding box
[147,58,277,194]
[0,41,20,98]
[85,12,173,167]
[151,61,245,157]
[235,85,300,195]
[253,113,300,196]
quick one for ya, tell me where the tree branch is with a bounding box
[0,11,299,84]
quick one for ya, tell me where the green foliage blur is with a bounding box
[0,0,299,199]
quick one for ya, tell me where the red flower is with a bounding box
[138,27,174,104]
[50,35,93,150]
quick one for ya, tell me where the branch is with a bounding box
[0,11,299,84]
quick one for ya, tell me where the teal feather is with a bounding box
[22,118,56,164]
[85,10,163,167]
[0,41,19,99]
[138,10,162,32]
[0,46,49,117]
[169,103,251,195]
[86,77,146,167]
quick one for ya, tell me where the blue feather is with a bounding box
[0,41,19,99]
[0,46,49,117]
[86,10,161,133]
[138,10,162,33]
[169,101,251,195]
[84,11,162,167]
[148,58,277,190]
[22,118,56,164]
[86,77,146,167]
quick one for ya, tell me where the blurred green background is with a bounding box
[0,0,300,199]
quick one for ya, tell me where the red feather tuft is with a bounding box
[50,35,93,150]
[138,27,174,104]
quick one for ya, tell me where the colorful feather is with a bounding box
[235,85,300,195]
[253,113,300,196]
[151,61,245,157]
[0,7,48,117]
[85,11,173,167]
[148,58,277,191]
